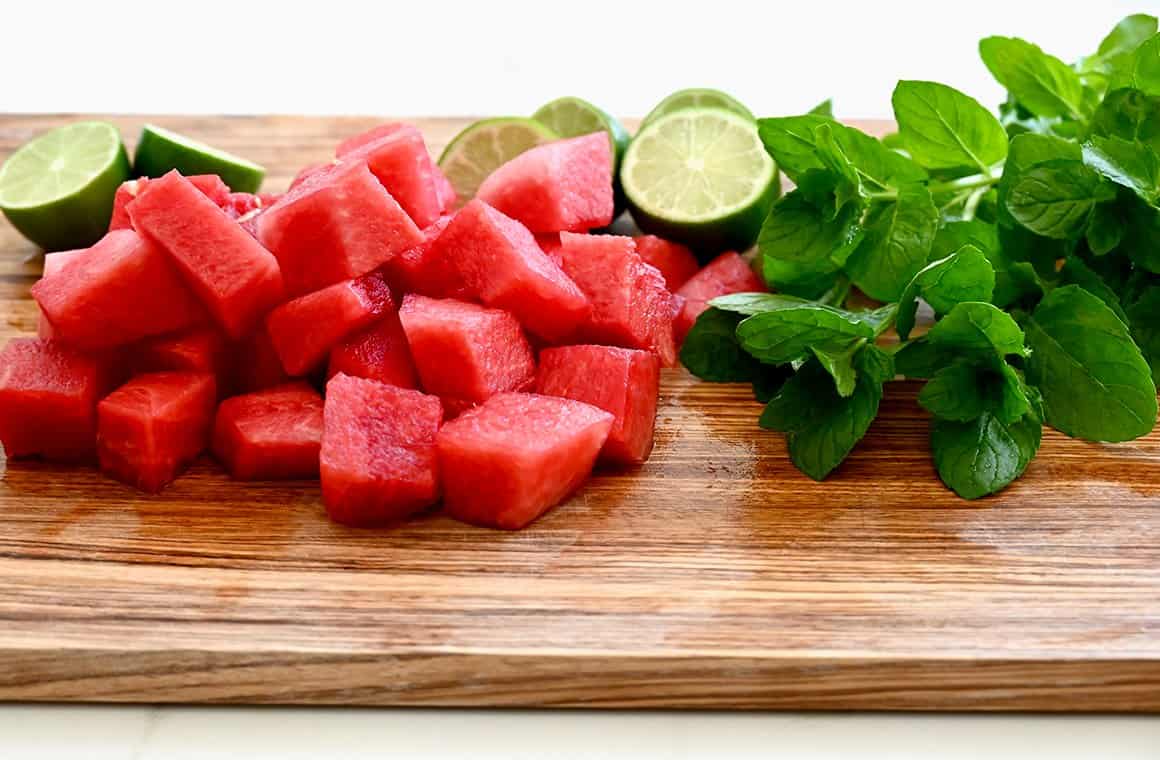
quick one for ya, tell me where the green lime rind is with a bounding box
[621,108,779,258]
[640,88,756,129]
[0,121,131,251]
[438,117,559,201]
[533,96,631,218]
[134,124,266,193]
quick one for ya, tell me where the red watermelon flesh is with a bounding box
[476,133,613,233]
[335,123,404,157]
[536,233,563,267]
[229,327,289,395]
[398,295,535,407]
[32,229,207,351]
[437,392,613,530]
[327,309,418,390]
[128,172,285,339]
[338,124,444,228]
[212,382,323,480]
[257,160,423,296]
[288,162,333,191]
[379,214,453,296]
[97,371,216,493]
[0,338,116,461]
[266,271,394,377]
[321,373,443,526]
[556,232,678,366]
[633,235,700,291]
[435,165,457,212]
[422,200,590,342]
[536,345,660,465]
[37,248,85,339]
[674,252,765,343]
[109,175,232,231]
[131,327,231,395]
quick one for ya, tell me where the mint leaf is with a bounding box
[979,36,1087,119]
[753,366,794,404]
[758,117,926,190]
[845,184,938,301]
[813,123,864,212]
[926,301,1026,359]
[931,412,1042,499]
[809,99,834,117]
[1123,197,1160,273]
[919,361,1030,424]
[811,340,862,398]
[897,244,995,340]
[1109,34,1160,96]
[1091,88,1160,148]
[892,80,1008,172]
[894,337,950,379]
[1098,15,1159,62]
[757,115,831,182]
[931,220,1041,308]
[1058,256,1130,323]
[1086,203,1125,255]
[996,133,1083,228]
[735,305,874,365]
[1126,285,1160,379]
[1082,136,1160,203]
[1025,285,1158,441]
[679,308,762,382]
[1005,159,1116,238]
[709,292,810,315]
[759,188,861,298]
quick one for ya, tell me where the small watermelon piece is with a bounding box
[536,345,660,465]
[257,160,423,296]
[288,162,333,191]
[131,327,231,394]
[398,295,535,408]
[128,172,285,339]
[556,232,678,366]
[321,373,443,526]
[212,382,324,481]
[32,229,207,351]
[338,124,445,228]
[633,235,701,291]
[434,165,457,212]
[109,175,232,231]
[37,248,85,339]
[476,133,613,233]
[266,272,395,376]
[0,338,115,461]
[437,393,613,530]
[379,214,453,296]
[327,309,418,389]
[229,327,290,395]
[673,251,765,343]
[97,371,217,492]
[422,200,590,342]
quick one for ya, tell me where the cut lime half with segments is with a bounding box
[0,121,131,251]
[621,108,778,256]
[438,118,558,201]
[134,124,266,192]
[640,88,756,129]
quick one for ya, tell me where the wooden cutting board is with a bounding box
[0,115,1158,712]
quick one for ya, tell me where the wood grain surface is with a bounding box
[0,115,1158,712]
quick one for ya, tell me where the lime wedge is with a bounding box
[640,88,756,129]
[620,108,779,256]
[438,118,558,201]
[0,121,131,251]
[134,124,266,193]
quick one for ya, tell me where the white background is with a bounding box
[3,1,1160,756]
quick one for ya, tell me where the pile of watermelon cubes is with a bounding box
[0,124,765,530]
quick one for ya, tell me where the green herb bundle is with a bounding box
[681,14,1160,499]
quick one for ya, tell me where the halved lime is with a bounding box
[438,118,558,201]
[534,96,631,219]
[640,88,756,129]
[0,121,131,251]
[134,124,266,193]
[621,108,779,256]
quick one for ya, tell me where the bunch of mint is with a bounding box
[681,14,1160,499]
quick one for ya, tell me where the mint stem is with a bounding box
[869,161,1005,202]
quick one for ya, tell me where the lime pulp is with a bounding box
[640,88,756,129]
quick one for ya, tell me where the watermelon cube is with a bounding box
[288,162,332,191]
[437,393,613,530]
[109,174,232,231]
[0,338,115,461]
[212,382,324,480]
[256,160,423,296]
[131,327,231,394]
[536,345,660,465]
[229,328,290,395]
[422,200,590,342]
[36,248,85,339]
[555,232,678,366]
[674,252,765,343]
[633,235,700,291]
[97,371,217,492]
[476,133,613,233]
[128,172,285,339]
[338,123,445,228]
[327,309,418,390]
[266,272,395,376]
[434,165,458,212]
[32,229,206,351]
[379,214,453,296]
[398,295,535,409]
[321,373,443,526]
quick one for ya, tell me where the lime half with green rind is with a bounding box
[640,88,756,129]
[438,118,558,202]
[134,124,266,192]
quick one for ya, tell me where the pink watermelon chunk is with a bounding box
[131,327,231,395]
[266,272,395,376]
[633,235,701,291]
[437,392,613,530]
[398,295,535,410]
[674,252,765,343]
[97,371,217,493]
[434,165,457,212]
[536,345,660,466]
[257,160,423,296]
[229,328,290,395]
[0,338,116,461]
[321,373,443,526]
[476,133,613,233]
[32,229,206,351]
[288,162,333,191]
[36,248,85,339]
[556,232,678,366]
[128,172,285,339]
[422,200,590,342]
[109,174,233,231]
[379,214,453,296]
[338,123,445,228]
[327,309,418,390]
[212,382,324,480]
